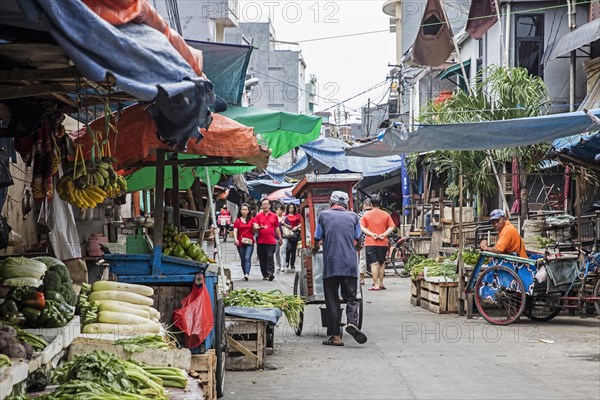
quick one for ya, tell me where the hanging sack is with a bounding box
[0,160,13,189]
[173,275,214,348]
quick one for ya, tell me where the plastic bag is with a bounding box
[535,266,547,283]
[173,275,214,348]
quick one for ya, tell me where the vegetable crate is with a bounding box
[420,281,459,314]
[191,350,217,400]
[224,317,266,371]
[410,280,421,307]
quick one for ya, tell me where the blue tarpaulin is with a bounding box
[266,137,405,181]
[550,132,600,168]
[8,0,216,149]
[346,109,600,156]
[224,306,282,325]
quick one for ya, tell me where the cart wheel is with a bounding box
[390,245,413,277]
[293,271,304,336]
[215,297,226,398]
[593,278,600,317]
[474,265,526,325]
[523,294,561,322]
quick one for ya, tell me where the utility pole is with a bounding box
[568,0,577,111]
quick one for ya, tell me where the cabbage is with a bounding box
[2,277,42,287]
[0,257,47,280]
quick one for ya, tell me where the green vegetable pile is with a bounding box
[162,224,215,263]
[449,250,481,265]
[424,263,458,281]
[404,254,426,278]
[35,350,187,399]
[225,289,304,330]
[408,257,440,280]
[114,334,171,353]
[1,286,74,328]
[0,353,11,367]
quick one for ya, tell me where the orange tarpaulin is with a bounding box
[82,0,204,77]
[69,104,266,170]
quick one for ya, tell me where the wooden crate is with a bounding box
[191,349,216,400]
[148,285,193,325]
[420,281,459,314]
[225,317,266,371]
[410,279,421,306]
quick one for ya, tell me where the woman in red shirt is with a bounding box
[233,203,254,281]
[282,203,302,270]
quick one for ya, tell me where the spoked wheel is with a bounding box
[293,271,304,336]
[390,243,414,277]
[474,266,526,325]
[593,278,600,317]
[524,294,561,322]
[214,297,227,398]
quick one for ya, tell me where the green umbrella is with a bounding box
[221,106,322,158]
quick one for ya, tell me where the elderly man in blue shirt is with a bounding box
[313,191,368,346]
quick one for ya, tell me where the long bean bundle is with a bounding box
[224,289,304,330]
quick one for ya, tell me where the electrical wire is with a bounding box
[291,0,594,44]
[319,80,390,112]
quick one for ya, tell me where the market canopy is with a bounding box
[549,132,600,170]
[267,137,405,181]
[187,40,253,106]
[221,106,322,158]
[345,109,600,157]
[547,18,600,61]
[70,104,268,190]
[3,0,218,149]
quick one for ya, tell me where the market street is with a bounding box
[220,243,600,400]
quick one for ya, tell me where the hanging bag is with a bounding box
[173,275,215,348]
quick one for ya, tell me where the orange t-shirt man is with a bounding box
[360,208,396,247]
[495,221,527,258]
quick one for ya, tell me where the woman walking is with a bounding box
[275,204,287,272]
[282,203,301,270]
[233,203,255,281]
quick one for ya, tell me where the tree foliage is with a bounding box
[410,65,552,201]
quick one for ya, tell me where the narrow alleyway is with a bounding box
[218,242,600,400]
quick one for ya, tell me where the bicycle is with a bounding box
[364,233,415,277]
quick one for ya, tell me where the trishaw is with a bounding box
[291,173,364,336]
[466,250,600,325]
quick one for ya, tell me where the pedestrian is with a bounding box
[282,203,301,271]
[275,204,286,272]
[313,191,367,346]
[357,198,373,285]
[233,203,255,281]
[253,198,283,281]
[360,196,395,291]
[479,209,527,257]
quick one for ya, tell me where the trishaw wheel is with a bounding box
[293,271,304,336]
[593,278,600,317]
[215,298,226,398]
[474,266,526,325]
[523,294,561,322]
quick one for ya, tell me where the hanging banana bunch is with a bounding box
[57,136,128,209]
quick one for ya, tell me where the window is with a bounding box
[515,15,544,78]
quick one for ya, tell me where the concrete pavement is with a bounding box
[217,241,600,400]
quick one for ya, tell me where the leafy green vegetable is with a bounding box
[114,334,170,353]
[50,350,167,399]
[225,289,304,330]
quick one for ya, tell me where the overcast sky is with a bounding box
[238,0,397,119]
